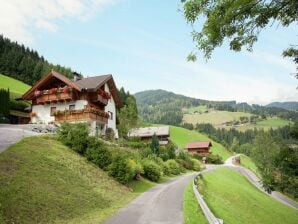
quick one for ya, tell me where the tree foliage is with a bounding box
[117,88,139,138]
[181,0,298,64]
[150,133,160,156]
[0,88,10,118]
[0,35,76,85]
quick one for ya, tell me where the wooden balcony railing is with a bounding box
[91,94,108,105]
[36,92,73,104]
[54,109,109,124]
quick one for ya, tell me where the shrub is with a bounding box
[177,150,194,170]
[108,155,136,184]
[129,159,144,179]
[105,127,115,140]
[193,154,223,164]
[166,143,177,159]
[161,161,171,176]
[57,123,89,154]
[142,160,162,182]
[191,158,201,171]
[165,159,182,175]
[85,137,112,170]
[176,159,193,170]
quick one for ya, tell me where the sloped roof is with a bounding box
[75,75,111,90]
[185,141,212,149]
[22,71,82,100]
[21,71,122,107]
[128,126,170,138]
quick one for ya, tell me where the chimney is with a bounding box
[73,72,81,82]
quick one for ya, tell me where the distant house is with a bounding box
[185,141,212,154]
[21,70,122,137]
[128,126,170,145]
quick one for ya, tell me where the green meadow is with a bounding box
[0,74,31,98]
[199,168,298,224]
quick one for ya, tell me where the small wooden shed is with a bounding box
[185,141,212,154]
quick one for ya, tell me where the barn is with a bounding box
[185,141,212,154]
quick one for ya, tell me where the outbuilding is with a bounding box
[185,141,212,154]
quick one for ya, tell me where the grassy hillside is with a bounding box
[0,74,30,98]
[234,117,291,131]
[184,110,252,127]
[239,155,260,177]
[0,135,135,224]
[170,126,232,160]
[199,168,298,224]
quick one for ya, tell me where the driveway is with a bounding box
[0,124,39,153]
[105,172,197,224]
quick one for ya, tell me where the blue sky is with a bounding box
[1,0,297,104]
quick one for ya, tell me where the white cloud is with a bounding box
[246,50,296,72]
[0,0,116,44]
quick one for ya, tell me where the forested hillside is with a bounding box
[135,90,298,126]
[266,102,298,111]
[0,35,76,85]
[135,89,235,125]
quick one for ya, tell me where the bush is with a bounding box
[165,159,182,175]
[177,150,194,170]
[142,160,162,182]
[161,161,171,176]
[193,154,223,164]
[105,127,115,140]
[191,158,201,171]
[57,123,89,154]
[85,137,112,170]
[108,155,136,184]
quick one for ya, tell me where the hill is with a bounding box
[135,89,296,128]
[198,168,298,224]
[135,89,236,126]
[266,101,298,111]
[0,74,30,98]
[0,135,135,224]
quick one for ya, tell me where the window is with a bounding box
[50,107,56,116]
[69,104,75,110]
[109,111,113,120]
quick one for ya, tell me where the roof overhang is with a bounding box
[22,71,82,100]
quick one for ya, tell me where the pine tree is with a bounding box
[150,133,160,156]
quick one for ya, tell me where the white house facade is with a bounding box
[22,71,122,138]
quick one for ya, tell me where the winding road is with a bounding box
[106,172,197,224]
[106,155,298,224]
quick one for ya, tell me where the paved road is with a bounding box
[105,172,197,224]
[0,124,39,153]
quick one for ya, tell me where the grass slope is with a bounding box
[183,181,208,224]
[235,117,291,131]
[200,168,298,224]
[170,126,232,160]
[0,74,30,98]
[239,155,260,176]
[0,135,135,224]
[183,110,251,127]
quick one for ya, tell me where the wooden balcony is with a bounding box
[54,110,108,124]
[91,94,108,105]
[36,92,73,104]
